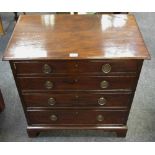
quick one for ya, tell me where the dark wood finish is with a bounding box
[27,129,40,138]
[27,125,128,137]
[9,61,33,127]
[13,60,139,76]
[27,109,128,125]
[3,15,150,137]
[3,14,150,60]
[116,128,127,137]
[23,92,132,108]
[55,12,71,14]
[14,12,26,22]
[0,90,5,112]
[17,76,137,91]
[14,12,18,21]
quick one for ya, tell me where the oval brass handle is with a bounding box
[102,64,111,74]
[100,80,109,89]
[98,97,106,106]
[45,81,53,89]
[48,97,56,106]
[50,115,58,121]
[43,64,52,74]
[97,115,104,122]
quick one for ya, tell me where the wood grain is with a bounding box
[3,14,150,60]
[5,15,148,137]
[17,76,137,92]
[13,60,140,76]
[23,92,132,108]
[27,109,128,125]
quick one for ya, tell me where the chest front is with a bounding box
[3,14,150,137]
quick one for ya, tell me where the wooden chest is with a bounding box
[3,14,150,137]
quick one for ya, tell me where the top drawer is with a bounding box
[13,60,141,76]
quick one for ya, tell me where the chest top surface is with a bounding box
[3,14,150,60]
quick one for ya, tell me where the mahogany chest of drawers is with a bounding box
[3,14,150,137]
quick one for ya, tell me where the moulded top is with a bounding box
[3,14,150,60]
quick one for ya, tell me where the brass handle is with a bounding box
[75,64,78,68]
[74,95,79,103]
[97,115,104,122]
[98,97,106,106]
[102,64,111,73]
[45,81,53,89]
[74,79,78,83]
[75,95,79,99]
[48,97,56,106]
[43,64,52,74]
[100,80,109,89]
[50,115,58,121]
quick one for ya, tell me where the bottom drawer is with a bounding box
[27,109,128,125]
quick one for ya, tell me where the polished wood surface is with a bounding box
[27,109,128,125]
[27,125,128,137]
[23,92,132,108]
[10,59,142,137]
[5,15,149,137]
[17,76,137,91]
[13,60,140,76]
[3,14,150,60]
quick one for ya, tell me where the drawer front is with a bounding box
[27,109,128,125]
[14,61,78,75]
[17,76,137,91]
[14,60,139,75]
[23,92,132,108]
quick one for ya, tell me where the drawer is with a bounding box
[13,60,140,75]
[17,76,137,91]
[23,92,132,108]
[27,109,128,125]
